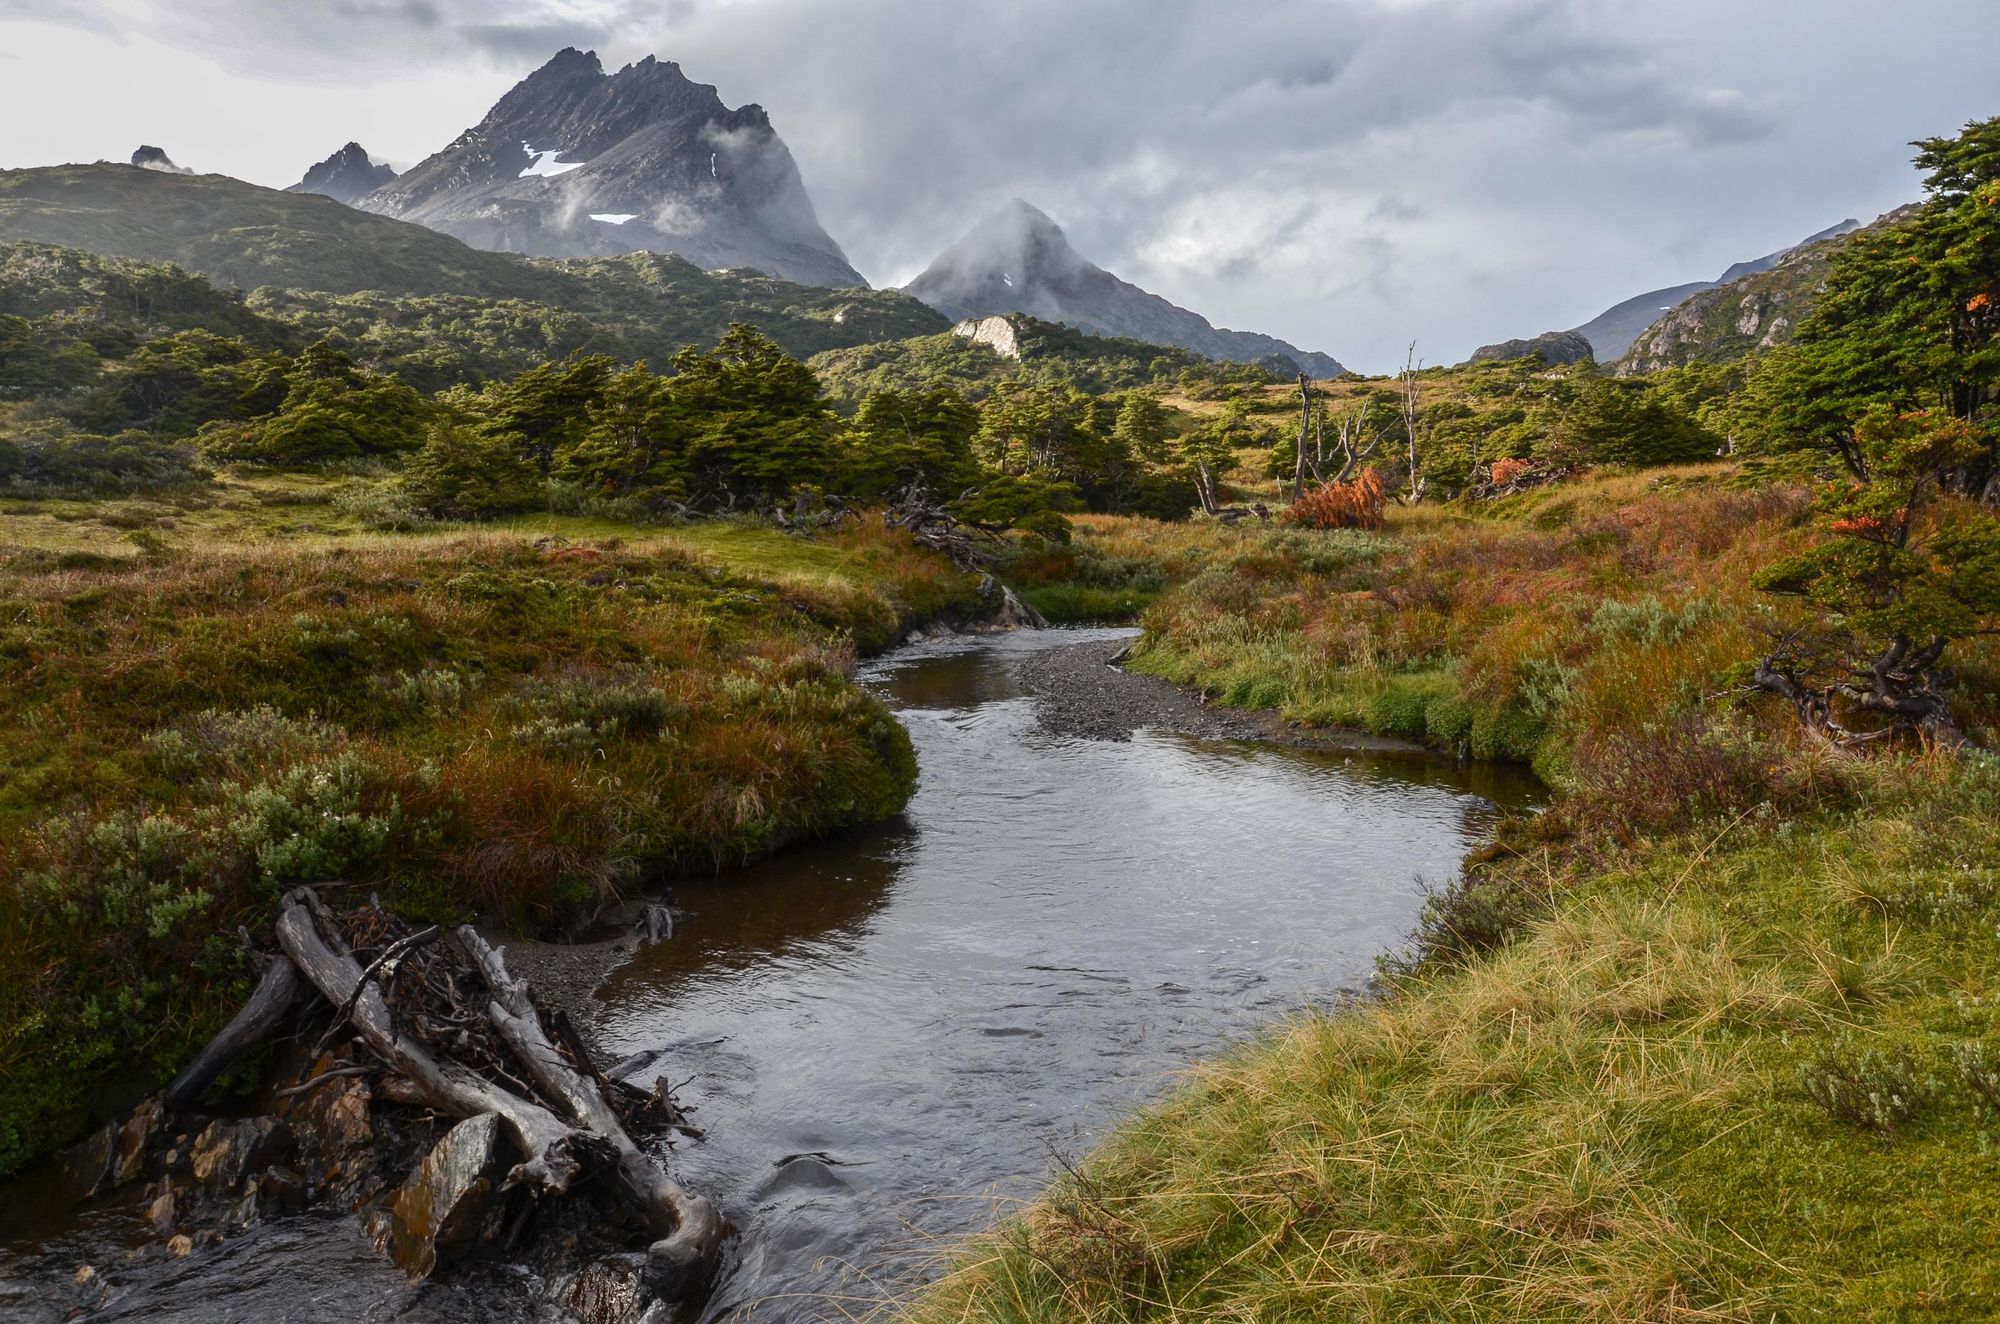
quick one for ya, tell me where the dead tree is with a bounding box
[265,889,727,1301]
[1291,373,1314,502]
[1397,343,1428,505]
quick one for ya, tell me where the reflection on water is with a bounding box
[587,629,1540,1321]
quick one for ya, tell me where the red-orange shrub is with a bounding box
[1281,468,1386,531]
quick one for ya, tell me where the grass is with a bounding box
[0,494,984,1176]
[900,466,2000,1322]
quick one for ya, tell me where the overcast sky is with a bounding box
[2,1,1995,372]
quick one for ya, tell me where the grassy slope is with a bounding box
[907,470,2000,1321]
[0,487,982,1174]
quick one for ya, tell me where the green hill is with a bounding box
[811,312,1275,408]
[0,166,945,370]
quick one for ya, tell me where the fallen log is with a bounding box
[273,891,586,1199]
[164,955,303,1111]
[460,927,727,1299]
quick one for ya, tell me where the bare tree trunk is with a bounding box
[274,893,587,1198]
[459,927,726,1298]
[1399,343,1427,505]
[1292,373,1313,502]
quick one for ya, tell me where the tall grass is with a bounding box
[899,467,2000,1321]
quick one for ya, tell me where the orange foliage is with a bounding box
[1281,468,1386,531]
[1489,457,1535,486]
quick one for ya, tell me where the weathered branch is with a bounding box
[274,892,586,1199]
[457,927,726,1300]
[164,955,303,1111]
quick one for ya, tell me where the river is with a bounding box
[0,627,1537,1323]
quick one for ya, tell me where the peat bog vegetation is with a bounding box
[0,103,1998,1321]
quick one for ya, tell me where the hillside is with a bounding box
[1616,208,1919,375]
[0,168,944,370]
[904,200,1345,378]
[809,311,1275,407]
[1567,220,1862,360]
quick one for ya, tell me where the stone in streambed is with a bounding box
[383,1112,510,1277]
[190,1116,293,1192]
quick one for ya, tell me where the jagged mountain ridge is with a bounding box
[1567,219,1862,360]
[903,200,1346,378]
[1616,207,1920,376]
[290,143,398,205]
[356,48,861,288]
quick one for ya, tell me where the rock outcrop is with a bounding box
[289,142,398,205]
[1616,207,1919,376]
[356,48,862,288]
[1463,329,1594,367]
[130,146,191,175]
[1567,219,1863,361]
[905,200,1345,378]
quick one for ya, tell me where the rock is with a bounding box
[189,1117,293,1192]
[383,1112,510,1277]
[256,1165,308,1215]
[559,1252,648,1324]
[54,1123,117,1201]
[0,1279,62,1324]
[1463,330,1594,367]
[145,1188,176,1233]
[130,146,192,174]
[167,1234,193,1259]
[116,1097,164,1185]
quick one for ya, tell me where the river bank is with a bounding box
[0,625,1532,1323]
[903,473,2000,1322]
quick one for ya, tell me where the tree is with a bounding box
[1397,344,1428,504]
[403,422,543,519]
[1762,117,2000,495]
[837,389,981,500]
[552,363,688,501]
[1178,406,1256,516]
[668,325,833,502]
[1110,392,1173,466]
[1753,407,2000,747]
[198,341,431,465]
[460,354,619,476]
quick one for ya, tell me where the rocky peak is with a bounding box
[355,48,860,287]
[288,142,398,205]
[906,200,1346,378]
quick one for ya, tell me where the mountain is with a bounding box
[0,166,944,371]
[1463,329,1594,368]
[1567,220,1863,360]
[902,200,1346,378]
[355,48,861,288]
[1616,207,1919,376]
[289,143,398,205]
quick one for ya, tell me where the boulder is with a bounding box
[189,1116,293,1192]
[383,1112,510,1277]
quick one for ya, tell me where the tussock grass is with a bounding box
[901,469,2000,1320]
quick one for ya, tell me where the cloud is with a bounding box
[3,0,1994,368]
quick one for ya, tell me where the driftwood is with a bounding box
[164,956,302,1111]
[461,927,726,1296]
[258,889,727,1301]
[274,894,587,1199]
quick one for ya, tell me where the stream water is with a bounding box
[0,627,1537,1323]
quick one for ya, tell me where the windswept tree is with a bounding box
[668,324,834,502]
[1762,116,2000,495]
[837,388,981,501]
